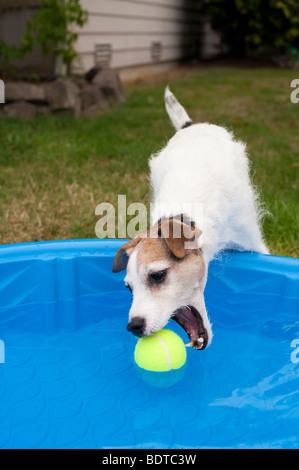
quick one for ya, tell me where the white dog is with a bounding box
[112,88,268,350]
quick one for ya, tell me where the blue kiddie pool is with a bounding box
[0,239,298,449]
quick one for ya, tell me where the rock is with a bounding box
[3,101,37,119]
[2,71,124,118]
[35,104,52,114]
[45,78,81,115]
[73,77,88,91]
[5,82,46,102]
[80,83,109,111]
[91,68,125,104]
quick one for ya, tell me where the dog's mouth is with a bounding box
[172,306,208,350]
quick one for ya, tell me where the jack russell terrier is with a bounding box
[112,87,269,350]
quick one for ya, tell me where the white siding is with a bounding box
[73,0,205,72]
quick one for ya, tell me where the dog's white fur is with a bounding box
[150,89,268,262]
[118,88,268,347]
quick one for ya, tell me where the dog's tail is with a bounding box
[164,86,193,131]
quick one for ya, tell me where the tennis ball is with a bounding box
[136,365,186,388]
[134,329,187,372]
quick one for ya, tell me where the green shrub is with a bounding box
[203,0,299,57]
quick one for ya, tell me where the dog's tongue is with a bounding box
[172,306,208,350]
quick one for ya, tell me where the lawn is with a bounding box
[0,66,298,257]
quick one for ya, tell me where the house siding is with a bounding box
[73,0,218,72]
[0,0,221,77]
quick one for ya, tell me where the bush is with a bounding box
[203,0,299,57]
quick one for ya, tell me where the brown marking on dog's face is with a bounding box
[112,235,143,273]
[112,219,209,344]
[135,235,176,291]
[134,223,205,292]
[136,234,174,269]
[135,218,202,264]
[159,218,202,259]
[112,219,204,285]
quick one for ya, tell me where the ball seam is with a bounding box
[153,334,172,370]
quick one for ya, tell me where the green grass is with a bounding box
[0,67,298,257]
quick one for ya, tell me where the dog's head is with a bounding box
[112,217,212,350]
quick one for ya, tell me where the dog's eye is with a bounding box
[148,270,167,284]
[125,283,132,293]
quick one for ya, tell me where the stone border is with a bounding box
[0,67,125,118]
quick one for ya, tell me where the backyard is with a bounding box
[0,66,298,257]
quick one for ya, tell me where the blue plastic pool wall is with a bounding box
[0,240,298,449]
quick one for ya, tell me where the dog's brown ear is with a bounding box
[112,236,142,273]
[160,219,202,259]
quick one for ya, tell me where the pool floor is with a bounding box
[0,287,298,449]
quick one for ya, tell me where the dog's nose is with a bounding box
[127,317,145,337]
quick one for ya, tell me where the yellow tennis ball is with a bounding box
[134,329,187,372]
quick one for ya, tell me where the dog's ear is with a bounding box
[112,236,142,273]
[160,219,202,259]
